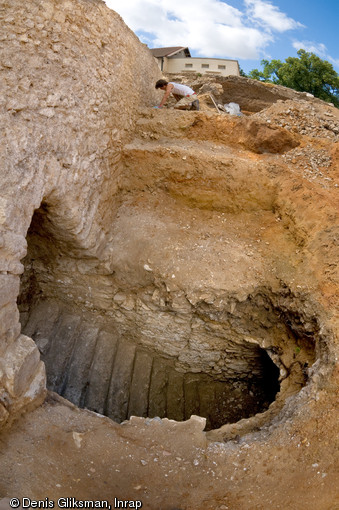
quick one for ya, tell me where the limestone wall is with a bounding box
[0,0,161,427]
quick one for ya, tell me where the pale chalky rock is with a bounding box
[0,0,161,427]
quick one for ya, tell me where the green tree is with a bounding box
[248,58,283,83]
[248,50,339,107]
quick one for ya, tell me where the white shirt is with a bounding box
[169,82,195,96]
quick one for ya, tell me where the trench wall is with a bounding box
[1,0,338,435]
[0,0,161,427]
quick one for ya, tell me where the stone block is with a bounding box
[128,350,153,418]
[0,231,27,259]
[0,258,24,274]
[0,198,17,230]
[106,340,136,423]
[0,275,19,309]
[167,369,185,421]
[21,361,46,404]
[85,330,119,415]
[7,361,47,420]
[62,325,99,406]
[3,334,41,398]
[0,324,21,358]
[0,303,20,341]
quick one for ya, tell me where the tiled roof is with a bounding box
[150,47,190,58]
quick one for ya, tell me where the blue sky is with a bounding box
[104,0,339,74]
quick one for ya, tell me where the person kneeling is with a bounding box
[155,79,199,110]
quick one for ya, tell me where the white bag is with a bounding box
[224,102,241,116]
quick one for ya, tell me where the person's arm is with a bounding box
[159,83,174,107]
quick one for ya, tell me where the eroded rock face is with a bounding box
[17,104,338,439]
[0,0,161,426]
[1,0,338,448]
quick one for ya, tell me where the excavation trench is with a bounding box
[18,205,317,432]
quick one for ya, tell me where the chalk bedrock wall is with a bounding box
[0,0,161,427]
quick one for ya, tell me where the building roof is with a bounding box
[150,47,191,58]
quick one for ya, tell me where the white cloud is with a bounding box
[293,40,327,56]
[293,40,339,68]
[329,57,339,68]
[166,0,244,26]
[244,0,303,32]
[104,0,301,59]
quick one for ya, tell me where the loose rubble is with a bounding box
[253,99,339,141]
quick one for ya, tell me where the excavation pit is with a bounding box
[18,202,317,433]
[18,300,282,431]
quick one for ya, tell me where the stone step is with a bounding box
[183,374,201,420]
[84,330,119,415]
[106,339,137,423]
[22,306,266,430]
[43,314,81,393]
[148,357,168,419]
[211,381,234,429]
[128,349,153,418]
[22,300,60,355]
[166,368,185,422]
[61,324,99,407]
[198,380,216,431]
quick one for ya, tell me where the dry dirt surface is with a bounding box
[0,388,338,510]
[1,96,339,508]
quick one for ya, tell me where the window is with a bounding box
[185,63,193,68]
[218,65,226,70]
[201,64,209,68]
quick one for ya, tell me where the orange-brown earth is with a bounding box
[1,97,338,510]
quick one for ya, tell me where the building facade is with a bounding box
[150,47,240,77]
